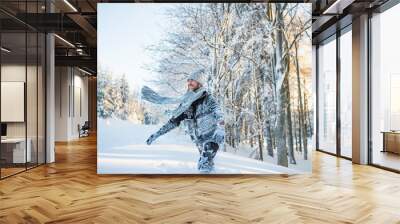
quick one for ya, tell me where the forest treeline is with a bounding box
[99,3,313,167]
[147,3,313,167]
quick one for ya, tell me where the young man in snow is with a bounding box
[145,69,225,173]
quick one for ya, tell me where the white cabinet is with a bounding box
[1,138,31,163]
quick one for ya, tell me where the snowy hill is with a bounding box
[98,119,300,174]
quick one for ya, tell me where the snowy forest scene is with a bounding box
[97,3,312,174]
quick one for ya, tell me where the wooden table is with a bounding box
[381,131,400,154]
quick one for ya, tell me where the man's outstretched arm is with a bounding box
[146,113,186,145]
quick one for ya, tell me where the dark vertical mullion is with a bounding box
[68,69,71,118]
[336,29,341,157]
[73,68,75,118]
[44,27,47,164]
[44,0,47,164]
[0,24,2,179]
[59,66,61,117]
[367,11,373,165]
[80,88,82,117]
[36,0,39,167]
[25,0,28,171]
[316,45,320,151]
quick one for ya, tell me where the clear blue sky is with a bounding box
[98,3,173,90]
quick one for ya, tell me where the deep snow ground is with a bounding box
[97,119,302,174]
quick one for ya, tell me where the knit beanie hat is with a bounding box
[187,69,205,85]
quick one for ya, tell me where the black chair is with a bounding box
[79,121,90,138]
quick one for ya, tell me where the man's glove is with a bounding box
[146,134,158,145]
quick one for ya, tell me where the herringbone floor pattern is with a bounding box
[1,135,400,223]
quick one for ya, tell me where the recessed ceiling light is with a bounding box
[323,0,354,15]
[54,34,75,48]
[78,67,92,76]
[1,47,11,53]
[63,0,78,12]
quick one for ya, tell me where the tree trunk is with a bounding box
[295,42,308,160]
[297,104,303,152]
[274,4,288,167]
[285,78,296,165]
[265,118,274,157]
[277,86,288,167]
[258,134,264,161]
[255,83,264,161]
[293,111,299,152]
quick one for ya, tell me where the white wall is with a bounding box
[55,67,89,141]
[1,65,38,138]
[1,63,47,164]
[55,66,69,141]
[71,72,89,138]
[352,14,369,164]
[1,65,26,139]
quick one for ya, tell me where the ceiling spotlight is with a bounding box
[78,67,92,76]
[54,34,75,48]
[63,0,78,12]
[322,0,355,15]
[1,47,11,53]
[76,48,84,55]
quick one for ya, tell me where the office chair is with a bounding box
[79,121,90,138]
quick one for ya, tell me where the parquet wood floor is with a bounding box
[1,135,400,223]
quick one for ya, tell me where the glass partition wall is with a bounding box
[316,26,352,159]
[0,31,27,177]
[0,2,46,179]
[339,27,352,159]
[370,3,400,172]
[317,35,337,155]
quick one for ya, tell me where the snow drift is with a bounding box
[97,119,299,174]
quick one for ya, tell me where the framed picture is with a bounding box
[97,3,312,174]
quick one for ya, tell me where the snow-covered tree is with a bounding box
[144,3,312,167]
[97,70,114,118]
[135,3,312,167]
[115,75,130,120]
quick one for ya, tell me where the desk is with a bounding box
[1,138,31,163]
[381,131,400,154]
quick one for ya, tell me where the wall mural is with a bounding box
[97,3,313,174]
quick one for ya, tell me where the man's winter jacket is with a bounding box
[147,87,225,149]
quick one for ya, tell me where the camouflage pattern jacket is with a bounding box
[152,87,225,149]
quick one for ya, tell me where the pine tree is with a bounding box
[116,75,130,120]
[98,71,114,118]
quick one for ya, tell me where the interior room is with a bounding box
[0,0,400,223]
[0,18,46,178]
[370,3,400,171]
[54,66,91,141]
